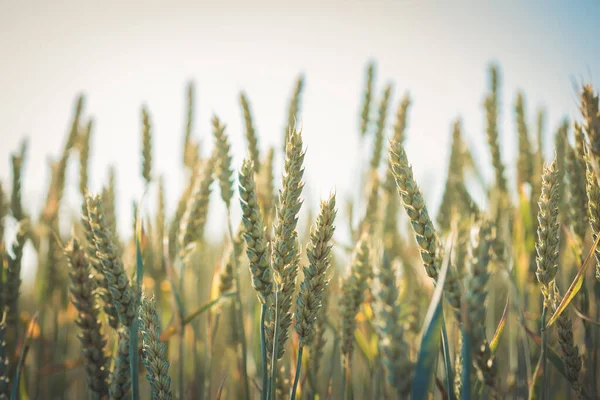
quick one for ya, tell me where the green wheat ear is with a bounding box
[238,159,273,303]
[212,115,234,208]
[178,157,214,257]
[65,237,110,398]
[141,106,153,184]
[360,62,375,137]
[372,251,412,396]
[139,292,173,400]
[283,74,305,151]
[370,83,393,170]
[340,236,370,362]
[86,194,137,327]
[267,127,305,360]
[535,156,560,293]
[295,193,336,346]
[515,91,534,188]
[484,64,507,193]
[240,92,261,173]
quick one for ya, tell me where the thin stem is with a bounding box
[326,335,339,399]
[179,253,186,399]
[460,327,471,400]
[227,209,250,400]
[593,293,600,400]
[260,303,268,400]
[342,355,352,400]
[540,304,548,400]
[179,325,185,398]
[204,313,221,399]
[290,346,304,400]
[269,288,281,400]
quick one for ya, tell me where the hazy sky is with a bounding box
[1,1,599,247]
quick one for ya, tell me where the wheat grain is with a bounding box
[142,106,153,184]
[372,251,412,395]
[370,84,393,170]
[283,75,304,151]
[109,328,131,399]
[267,128,305,360]
[340,236,370,362]
[484,65,507,192]
[360,62,375,137]
[86,194,136,327]
[295,194,336,346]
[10,142,26,221]
[212,115,234,208]
[392,93,411,144]
[65,237,110,398]
[178,157,214,257]
[79,119,93,197]
[139,293,173,400]
[238,159,273,302]
[240,92,260,173]
[183,82,200,170]
[535,156,560,294]
[516,92,534,188]
[566,140,588,242]
[465,220,496,386]
[3,219,29,347]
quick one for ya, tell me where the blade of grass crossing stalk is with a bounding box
[547,233,600,328]
[440,313,456,400]
[160,293,235,341]
[528,346,568,399]
[410,235,453,400]
[215,373,228,400]
[10,312,38,400]
[490,296,510,354]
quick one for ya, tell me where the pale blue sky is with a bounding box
[1,1,599,254]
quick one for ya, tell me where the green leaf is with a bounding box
[440,314,456,400]
[10,312,38,400]
[354,328,376,364]
[527,344,567,400]
[410,235,453,400]
[528,353,543,400]
[546,233,600,328]
[490,296,509,354]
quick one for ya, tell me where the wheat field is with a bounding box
[1,61,600,400]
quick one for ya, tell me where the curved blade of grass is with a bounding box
[546,233,600,328]
[216,372,228,400]
[490,295,510,354]
[440,314,456,400]
[435,377,449,400]
[528,351,544,400]
[10,312,38,400]
[160,292,235,341]
[528,345,568,400]
[410,235,453,400]
[572,305,600,326]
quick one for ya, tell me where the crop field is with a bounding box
[1,56,600,400]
